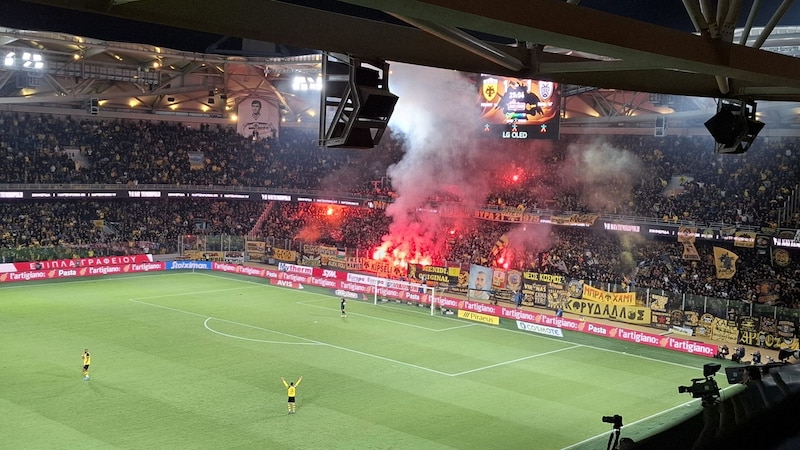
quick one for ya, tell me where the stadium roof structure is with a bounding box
[4,0,800,128]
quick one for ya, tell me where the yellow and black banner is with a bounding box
[246,240,266,259]
[713,247,738,279]
[408,263,459,285]
[581,284,637,306]
[474,209,543,224]
[733,231,756,248]
[183,250,225,262]
[361,258,407,278]
[273,248,297,262]
[564,298,651,325]
[549,214,599,226]
[682,242,701,261]
[677,226,696,242]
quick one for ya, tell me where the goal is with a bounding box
[371,277,439,316]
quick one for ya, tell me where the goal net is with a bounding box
[371,277,439,316]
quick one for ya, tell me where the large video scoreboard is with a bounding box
[479,75,561,140]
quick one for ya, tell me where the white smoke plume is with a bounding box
[561,138,643,213]
[377,62,495,262]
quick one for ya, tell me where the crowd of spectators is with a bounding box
[2,111,800,307]
[2,111,799,228]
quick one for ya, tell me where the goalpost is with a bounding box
[371,277,439,316]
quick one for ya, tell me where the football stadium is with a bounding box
[2,2,800,449]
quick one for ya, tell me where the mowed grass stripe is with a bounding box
[1,272,708,449]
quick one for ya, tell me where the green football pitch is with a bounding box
[0,271,734,449]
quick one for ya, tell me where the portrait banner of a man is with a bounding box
[237,97,279,140]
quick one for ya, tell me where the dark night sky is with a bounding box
[0,0,798,53]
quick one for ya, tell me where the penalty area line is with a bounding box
[130,297,453,376]
[203,318,321,346]
[450,345,583,377]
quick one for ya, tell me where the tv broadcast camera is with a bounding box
[678,363,721,407]
[601,414,624,450]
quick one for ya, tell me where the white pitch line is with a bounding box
[203,318,320,345]
[137,273,706,375]
[297,299,476,332]
[130,297,454,376]
[450,345,583,376]
[560,384,743,450]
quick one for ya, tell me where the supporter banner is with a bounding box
[733,231,756,248]
[303,244,339,258]
[273,248,297,263]
[712,246,738,279]
[326,258,348,270]
[650,311,671,330]
[776,317,797,341]
[581,284,636,306]
[567,279,584,298]
[682,242,701,261]
[677,226,697,243]
[407,263,459,285]
[183,250,225,262]
[773,248,791,267]
[474,209,542,223]
[468,264,493,300]
[246,240,266,253]
[361,258,391,274]
[522,278,547,307]
[523,271,566,285]
[301,255,321,267]
[491,268,507,290]
[237,97,278,140]
[325,257,361,271]
[549,213,599,227]
[0,254,154,273]
[361,259,407,278]
[320,245,339,258]
[506,270,522,292]
[564,298,651,325]
[224,251,245,264]
[706,315,739,344]
[546,282,568,309]
[755,234,771,249]
[188,151,204,170]
[650,293,668,312]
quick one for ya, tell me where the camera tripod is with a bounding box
[603,415,624,450]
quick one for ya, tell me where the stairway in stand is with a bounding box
[248,201,274,239]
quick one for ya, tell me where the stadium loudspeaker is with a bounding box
[705,100,764,154]
[704,108,746,147]
[356,86,398,121]
[331,126,376,148]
